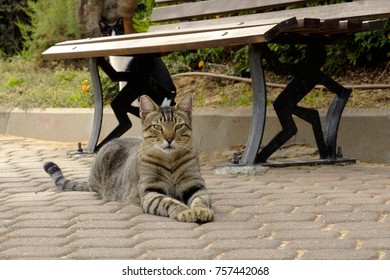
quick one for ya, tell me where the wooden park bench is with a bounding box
[42,0,390,166]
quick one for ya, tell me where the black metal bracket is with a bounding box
[254,42,353,164]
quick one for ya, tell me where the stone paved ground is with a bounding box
[0,135,389,260]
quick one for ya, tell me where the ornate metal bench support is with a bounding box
[255,42,353,163]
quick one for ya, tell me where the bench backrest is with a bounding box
[151,0,322,23]
[149,0,388,33]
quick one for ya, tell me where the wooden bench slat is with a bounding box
[152,0,321,22]
[55,17,297,47]
[42,24,278,60]
[149,15,298,32]
[152,1,390,33]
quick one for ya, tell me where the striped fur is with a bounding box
[44,94,213,223]
[43,162,89,191]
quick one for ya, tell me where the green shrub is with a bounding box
[163,18,389,76]
[17,0,80,61]
[161,0,389,76]
[0,0,29,56]
[325,19,390,73]
[133,0,154,33]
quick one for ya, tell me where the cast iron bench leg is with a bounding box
[255,74,327,162]
[240,44,267,165]
[87,58,104,153]
[254,43,353,163]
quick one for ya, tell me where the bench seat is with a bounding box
[42,23,284,59]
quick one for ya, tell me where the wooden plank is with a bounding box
[151,1,390,33]
[362,19,386,31]
[149,15,297,32]
[42,24,278,60]
[151,0,321,22]
[55,17,297,47]
[289,18,384,35]
[322,19,363,31]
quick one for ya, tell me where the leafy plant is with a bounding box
[17,0,80,61]
[325,19,390,73]
[0,0,29,56]
[5,75,23,88]
[133,0,154,32]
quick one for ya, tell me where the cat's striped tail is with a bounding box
[43,162,89,192]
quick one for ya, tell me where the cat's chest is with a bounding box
[141,151,186,175]
[109,56,132,72]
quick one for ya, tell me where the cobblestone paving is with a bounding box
[0,135,389,260]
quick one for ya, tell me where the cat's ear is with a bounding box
[176,94,193,117]
[139,95,159,119]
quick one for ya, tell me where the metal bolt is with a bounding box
[231,152,240,164]
[76,142,83,154]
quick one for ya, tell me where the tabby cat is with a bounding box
[44,94,213,223]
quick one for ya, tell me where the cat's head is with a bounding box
[139,94,193,152]
[98,17,125,36]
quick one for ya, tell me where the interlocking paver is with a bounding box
[263,221,325,231]
[11,219,75,228]
[284,239,357,250]
[140,248,219,260]
[299,249,379,260]
[361,239,390,250]
[136,239,210,250]
[0,246,73,259]
[7,228,73,238]
[208,239,280,250]
[66,247,144,259]
[219,249,297,260]
[0,135,389,260]
[72,228,137,239]
[317,212,381,223]
[200,229,270,240]
[134,229,203,240]
[273,229,340,240]
[68,237,140,249]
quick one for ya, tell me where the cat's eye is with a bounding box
[153,124,162,131]
[175,124,185,130]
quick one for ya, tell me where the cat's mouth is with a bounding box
[163,145,174,150]
[162,140,176,150]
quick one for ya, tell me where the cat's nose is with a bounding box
[166,138,173,145]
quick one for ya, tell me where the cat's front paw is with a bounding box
[194,207,214,223]
[175,209,197,223]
